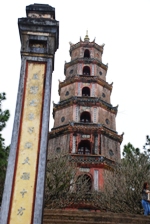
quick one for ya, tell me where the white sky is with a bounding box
[0,0,150,154]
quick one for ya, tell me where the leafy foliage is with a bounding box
[122,142,140,157]
[143,135,150,153]
[0,93,10,131]
[0,92,10,205]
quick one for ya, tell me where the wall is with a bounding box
[54,106,73,127]
[48,134,71,158]
[97,107,116,130]
[101,135,120,161]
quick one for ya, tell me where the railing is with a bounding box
[69,154,115,167]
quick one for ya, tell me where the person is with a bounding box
[141,182,150,215]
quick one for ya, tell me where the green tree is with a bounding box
[143,135,150,153]
[0,92,10,205]
[122,142,140,157]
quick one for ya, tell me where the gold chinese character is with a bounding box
[21,172,30,180]
[30,86,38,94]
[22,157,30,165]
[28,127,34,134]
[17,207,25,216]
[28,113,34,120]
[29,99,38,107]
[20,189,27,198]
[24,142,32,149]
[33,74,39,80]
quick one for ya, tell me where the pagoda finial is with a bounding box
[84,30,90,41]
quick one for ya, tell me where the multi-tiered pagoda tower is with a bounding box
[48,33,123,190]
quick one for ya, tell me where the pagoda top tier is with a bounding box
[69,31,105,57]
[64,32,108,79]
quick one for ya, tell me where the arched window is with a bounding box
[82,87,90,96]
[78,140,91,155]
[84,49,90,58]
[80,111,91,123]
[83,66,90,76]
[76,174,92,192]
[56,147,61,153]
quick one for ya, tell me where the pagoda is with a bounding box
[48,32,123,190]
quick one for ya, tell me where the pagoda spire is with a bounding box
[84,30,90,41]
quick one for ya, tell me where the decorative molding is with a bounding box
[78,82,81,96]
[94,170,99,190]
[59,75,112,92]
[53,97,117,116]
[79,168,90,172]
[94,135,98,154]
[49,123,123,143]
[70,154,115,168]
[92,64,94,76]
[69,41,104,55]
[65,58,108,74]
[72,136,76,153]
[91,84,95,97]
[93,107,97,123]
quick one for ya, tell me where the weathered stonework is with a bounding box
[60,82,111,103]
[48,134,71,155]
[101,135,120,161]
[65,60,107,80]
[54,106,73,127]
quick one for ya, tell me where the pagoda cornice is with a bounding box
[69,154,115,169]
[64,58,108,74]
[59,75,112,94]
[69,41,104,56]
[53,96,118,117]
[49,122,123,143]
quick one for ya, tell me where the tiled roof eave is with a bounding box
[65,58,107,72]
[49,122,123,143]
[53,97,118,115]
[59,75,112,92]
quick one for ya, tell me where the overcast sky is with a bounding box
[0,0,150,153]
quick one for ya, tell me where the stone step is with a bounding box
[43,219,115,224]
[44,209,144,218]
[43,209,150,224]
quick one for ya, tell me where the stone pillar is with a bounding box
[0,4,59,224]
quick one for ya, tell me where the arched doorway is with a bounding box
[76,174,92,192]
[84,49,90,58]
[78,140,91,154]
[83,66,90,76]
[82,87,90,96]
[80,111,91,123]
